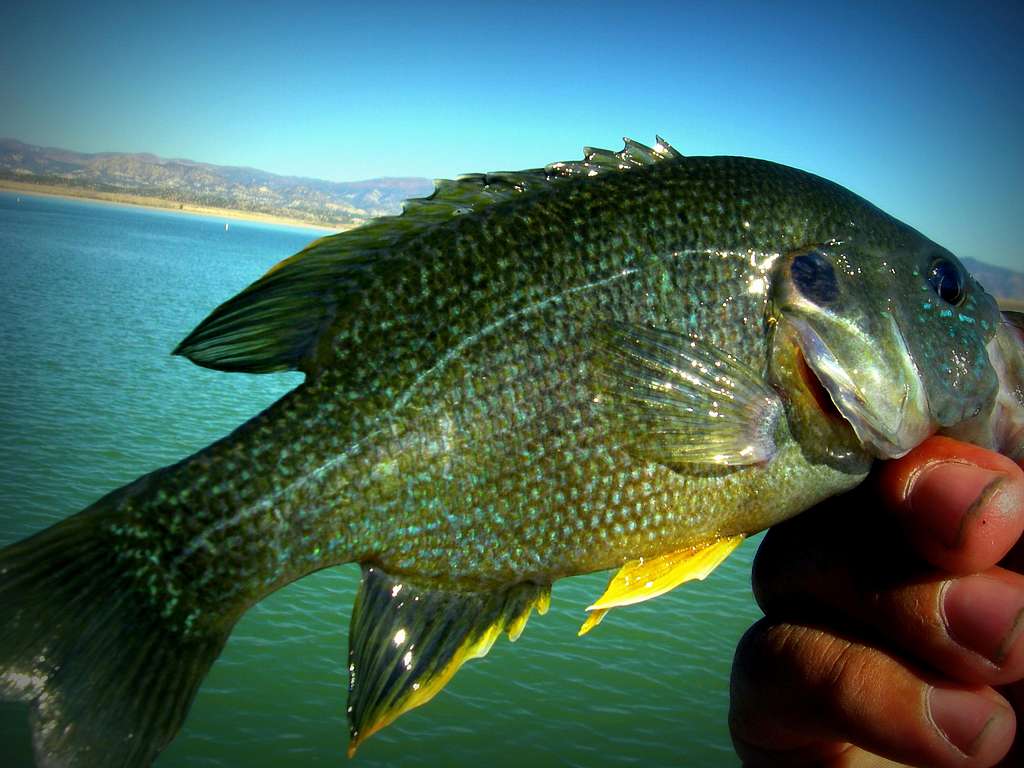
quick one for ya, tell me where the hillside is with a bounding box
[3,140,1022,276]
[0,139,433,227]
[963,257,1024,305]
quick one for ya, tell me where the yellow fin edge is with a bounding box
[578,535,745,636]
[347,583,552,757]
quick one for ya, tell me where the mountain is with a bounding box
[3,138,1022,280]
[0,139,433,227]
[963,258,1024,305]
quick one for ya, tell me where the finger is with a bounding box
[754,511,1024,686]
[1001,537,1024,573]
[877,436,1024,575]
[730,620,1015,767]
[996,680,1024,767]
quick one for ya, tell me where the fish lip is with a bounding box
[789,316,927,459]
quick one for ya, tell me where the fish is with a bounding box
[946,308,1024,461]
[0,138,1009,767]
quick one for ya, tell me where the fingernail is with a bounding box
[928,687,1007,756]
[944,574,1024,665]
[909,462,1006,548]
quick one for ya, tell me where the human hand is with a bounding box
[729,436,1024,767]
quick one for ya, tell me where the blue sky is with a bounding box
[2,1,1022,268]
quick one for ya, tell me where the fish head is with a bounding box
[768,239,1001,459]
[942,309,1024,461]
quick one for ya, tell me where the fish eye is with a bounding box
[790,250,839,305]
[927,257,965,306]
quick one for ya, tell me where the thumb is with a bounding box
[876,436,1024,575]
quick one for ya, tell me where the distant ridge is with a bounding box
[962,257,1024,305]
[3,139,1024,286]
[0,139,433,227]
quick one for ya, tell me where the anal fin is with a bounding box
[578,535,745,636]
[347,566,551,755]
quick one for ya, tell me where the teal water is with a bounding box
[0,191,763,767]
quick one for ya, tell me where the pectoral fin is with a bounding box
[346,566,551,755]
[595,322,782,465]
[578,535,745,636]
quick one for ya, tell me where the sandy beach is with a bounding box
[0,179,347,232]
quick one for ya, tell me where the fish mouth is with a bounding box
[789,316,931,459]
[794,345,845,423]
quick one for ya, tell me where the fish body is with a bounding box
[0,140,1006,765]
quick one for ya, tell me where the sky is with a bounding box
[2,0,1022,268]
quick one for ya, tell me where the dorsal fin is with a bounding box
[173,138,683,374]
[547,135,682,177]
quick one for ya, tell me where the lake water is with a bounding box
[0,191,762,767]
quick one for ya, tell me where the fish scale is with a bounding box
[0,139,1008,765]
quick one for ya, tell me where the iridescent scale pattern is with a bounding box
[101,154,985,634]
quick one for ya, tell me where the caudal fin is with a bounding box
[0,510,228,767]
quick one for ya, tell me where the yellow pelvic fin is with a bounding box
[577,608,609,636]
[578,535,745,636]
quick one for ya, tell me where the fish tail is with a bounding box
[0,505,228,768]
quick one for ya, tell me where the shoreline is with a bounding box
[0,179,348,232]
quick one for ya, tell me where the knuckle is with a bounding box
[818,637,872,718]
[879,582,944,636]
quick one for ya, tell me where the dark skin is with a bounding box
[730,436,1024,767]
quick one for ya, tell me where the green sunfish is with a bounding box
[0,138,1013,766]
